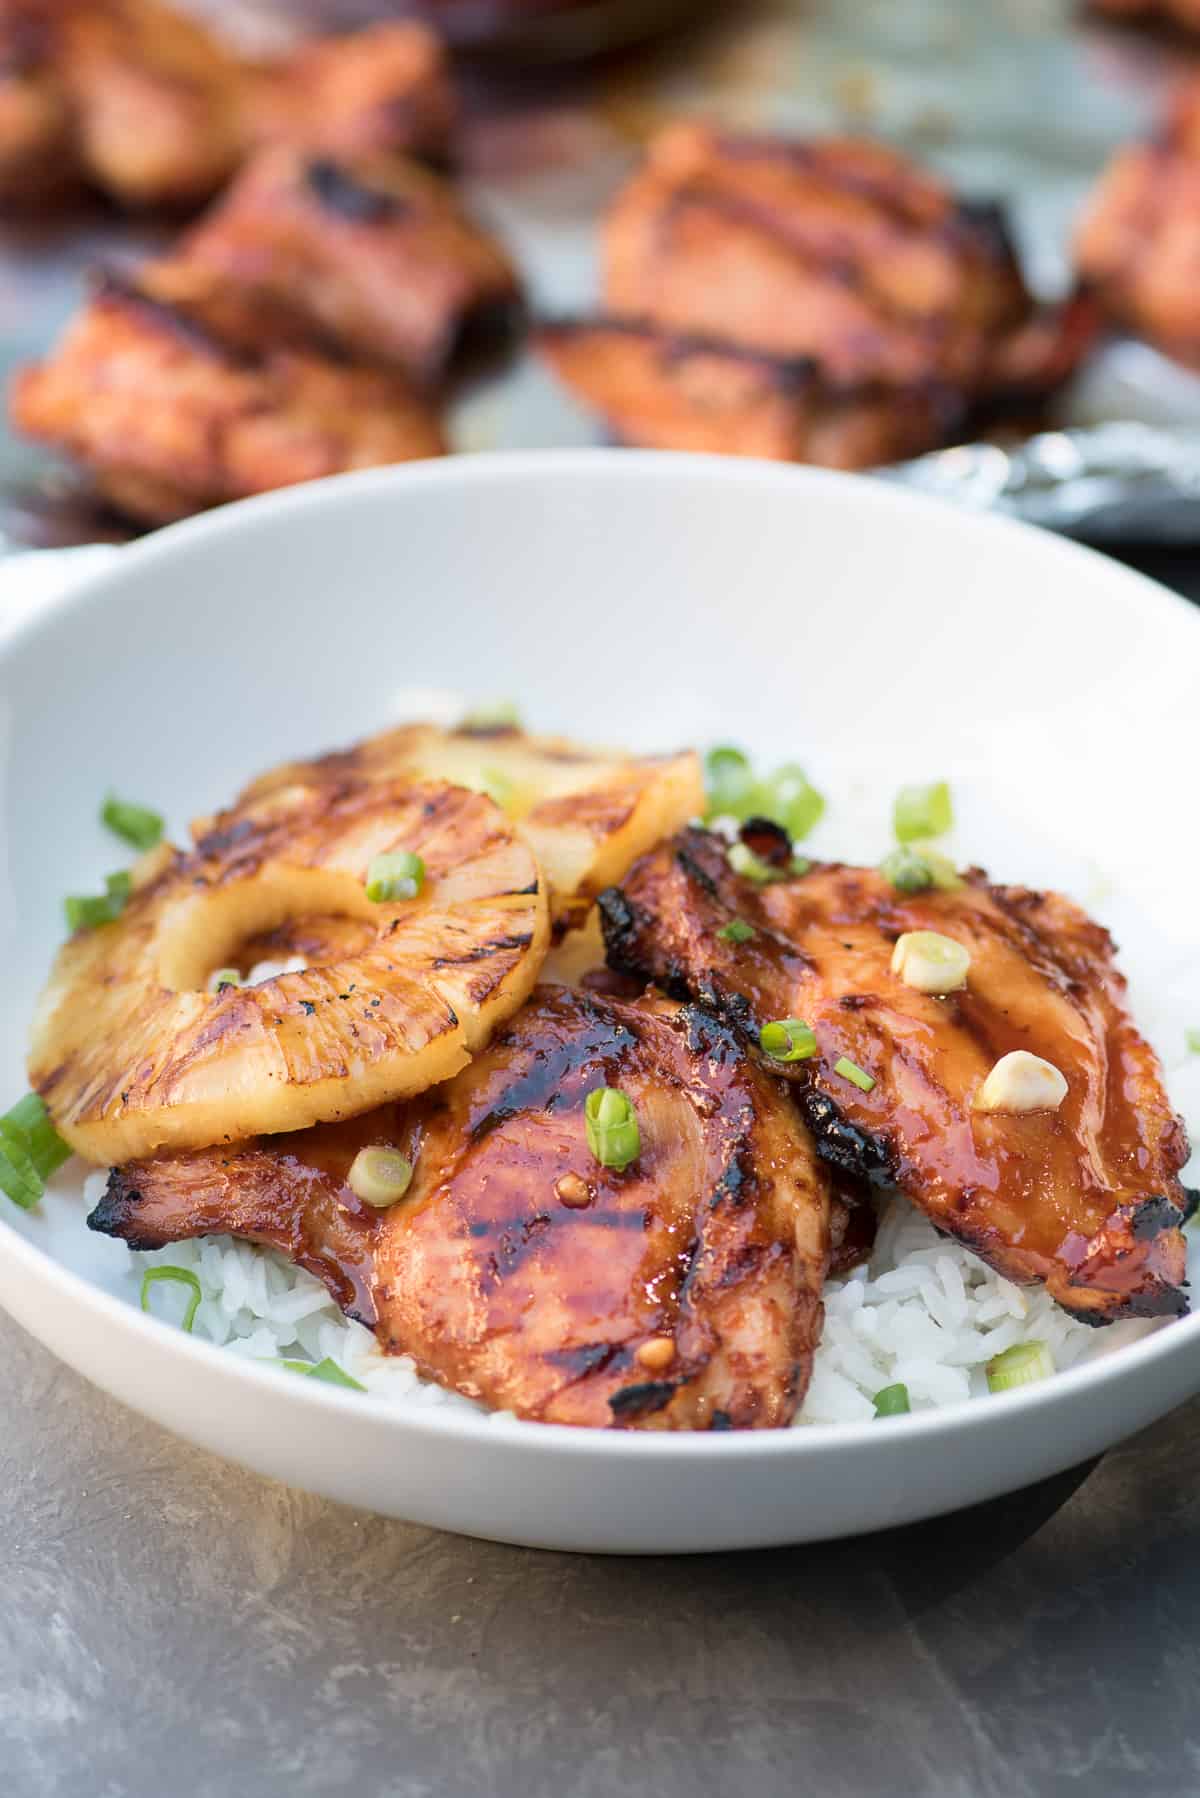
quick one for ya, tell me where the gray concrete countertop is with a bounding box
[5,1307,1200,1798]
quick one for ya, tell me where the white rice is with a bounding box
[92,1154,1184,1428]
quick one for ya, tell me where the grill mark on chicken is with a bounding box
[602,827,1190,1322]
[89,987,833,1429]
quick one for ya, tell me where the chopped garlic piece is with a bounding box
[890,930,970,994]
[975,1051,1068,1114]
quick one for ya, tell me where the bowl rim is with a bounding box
[3,446,1198,1463]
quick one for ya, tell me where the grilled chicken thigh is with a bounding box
[1076,83,1200,364]
[0,2,454,210]
[9,265,444,524]
[177,145,521,387]
[600,826,1191,1321]
[91,988,833,1429]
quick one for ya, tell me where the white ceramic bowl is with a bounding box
[2,451,1199,1553]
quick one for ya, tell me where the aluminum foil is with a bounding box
[7,0,1200,546]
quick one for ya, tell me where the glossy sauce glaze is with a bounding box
[601,827,1191,1321]
[92,987,832,1429]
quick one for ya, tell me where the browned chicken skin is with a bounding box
[603,125,1036,392]
[10,265,444,524]
[538,317,964,467]
[1076,82,1200,365]
[599,826,1191,1323]
[178,145,522,386]
[90,988,832,1430]
[0,1,454,210]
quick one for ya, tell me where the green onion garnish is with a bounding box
[834,1055,875,1093]
[478,766,518,812]
[347,1145,413,1208]
[584,1086,641,1171]
[704,745,757,819]
[718,918,756,944]
[879,844,962,895]
[279,1356,366,1391]
[365,851,425,903]
[460,700,521,732]
[763,763,825,842]
[874,1383,910,1417]
[140,1265,202,1332]
[759,1018,818,1062]
[728,842,782,885]
[0,1093,70,1210]
[893,781,953,844]
[64,869,132,932]
[986,1340,1053,1393]
[101,792,164,852]
[1187,1029,1200,1056]
[790,855,812,877]
[212,968,240,991]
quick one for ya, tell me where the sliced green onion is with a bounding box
[0,1093,70,1209]
[477,766,519,812]
[834,1055,875,1093]
[718,918,756,944]
[279,1356,366,1391]
[986,1340,1053,1393]
[140,1265,202,1332]
[759,1018,818,1062]
[347,1145,413,1208]
[101,792,164,851]
[874,1383,910,1417]
[64,869,132,932]
[790,855,812,877]
[894,780,953,843]
[728,841,783,885]
[365,850,425,903]
[704,745,757,819]
[584,1086,640,1171]
[460,700,521,732]
[212,967,240,991]
[761,763,825,842]
[1187,1029,1200,1056]
[879,843,962,896]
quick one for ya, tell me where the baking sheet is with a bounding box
[5,0,1200,548]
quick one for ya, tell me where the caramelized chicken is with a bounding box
[90,988,832,1429]
[1076,83,1200,364]
[0,2,454,211]
[599,826,1191,1322]
[538,317,964,467]
[9,265,444,524]
[178,144,521,386]
[603,125,1037,393]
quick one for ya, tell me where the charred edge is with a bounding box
[676,845,722,901]
[446,295,526,378]
[1183,1187,1200,1225]
[1067,1282,1191,1328]
[681,1000,745,1063]
[89,269,254,368]
[432,933,533,968]
[608,1379,677,1419]
[192,815,260,858]
[1130,1194,1185,1241]
[86,1174,166,1248]
[597,885,646,974]
[305,158,407,224]
[538,315,955,410]
[709,1409,734,1430]
[708,1152,748,1211]
[739,817,791,868]
[793,1086,895,1188]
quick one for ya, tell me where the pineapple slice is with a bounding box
[231,724,703,927]
[30,780,548,1162]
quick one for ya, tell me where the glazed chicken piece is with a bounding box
[538,317,965,467]
[599,825,1191,1322]
[0,3,454,211]
[89,987,832,1430]
[178,144,521,386]
[1076,81,1200,364]
[602,124,1039,393]
[9,264,444,524]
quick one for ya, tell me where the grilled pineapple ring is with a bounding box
[29,780,548,1163]
[232,724,704,927]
